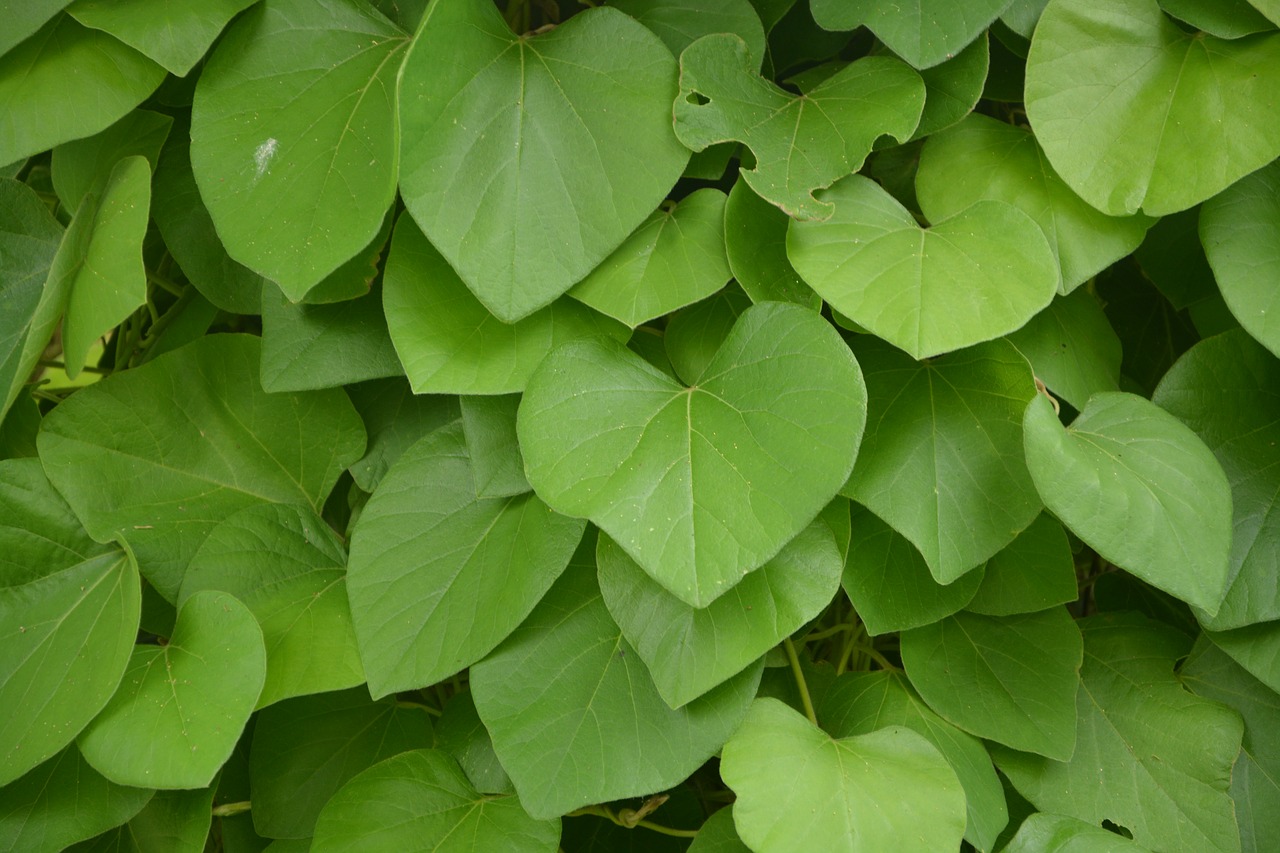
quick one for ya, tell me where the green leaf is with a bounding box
[720,697,967,853]
[664,283,752,385]
[1097,263,1199,396]
[1200,160,1280,358]
[789,175,1059,359]
[78,590,266,789]
[1154,330,1280,628]
[901,607,1083,760]
[597,509,843,708]
[1135,207,1217,312]
[51,108,171,211]
[382,213,629,395]
[1000,812,1154,853]
[459,394,530,498]
[0,746,152,853]
[434,690,513,796]
[0,0,72,57]
[59,155,150,378]
[916,114,1153,293]
[688,807,750,853]
[1024,0,1280,216]
[249,688,433,840]
[68,0,257,75]
[723,177,820,309]
[179,503,364,708]
[191,0,407,298]
[994,612,1244,853]
[397,0,688,322]
[964,513,1078,617]
[1180,636,1280,853]
[311,750,559,853]
[819,671,1009,853]
[1159,0,1276,38]
[518,301,866,607]
[842,337,1041,583]
[347,421,585,696]
[70,786,216,853]
[1208,621,1280,695]
[842,504,984,636]
[259,281,402,393]
[0,460,139,785]
[0,178,63,421]
[569,189,732,328]
[1002,0,1050,37]
[1007,289,1122,411]
[612,0,767,64]
[810,0,1011,69]
[675,34,924,220]
[0,15,166,166]
[38,334,366,600]
[470,559,759,820]
[344,377,459,493]
[0,393,39,459]
[911,33,989,140]
[1023,391,1233,613]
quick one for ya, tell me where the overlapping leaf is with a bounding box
[723,178,820,309]
[810,0,1011,69]
[612,0,767,63]
[68,0,258,75]
[1007,289,1122,411]
[50,108,171,211]
[965,513,1077,617]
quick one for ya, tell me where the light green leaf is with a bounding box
[675,34,924,219]
[347,422,585,696]
[1159,0,1276,38]
[459,395,529,498]
[1200,160,1280,358]
[1154,330,1280,628]
[723,177,820,309]
[911,33,989,140]
[789,175,1058,359]
[842,504,984,636]
[1001,812,1155,853]
[0,178,63,421]
[51,108,171,211]
[344,377,459,493]
[38,334,366,600]
[0,460,138,785]
[664,283,752,385]
[68,0,257,75]
[470,559,759,820]
[916,113,1152,293]
[901,607,1083,760]
[597,510,843,708]
[842,337,1041,583]
[1025,0,1280,216]
[0,746,152,853]
[249,688,433,840]
[1208,621,1280,694]
[1023,391,1233,613]
[994,612,1244,853]
[382,213,629,395]
[1007,289,1122,411]
[434,690,512,796]
[78,590,266,789]
[819,671,1009,853]
[398,0,688,322]
[179,503,364,709]
[612,0,767,64]
[0,15,165,166]
[721,697,967,853]
[965,513,1077,617]
[60,155,150,378]
[1251,0,1280,24]
[69,787,216,853]
[811,0,1009,69]
[518,301,866,607]
[191,0,407,298]
[311,750,559,853]
[569,189,732,328]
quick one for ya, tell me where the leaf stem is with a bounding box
[395,699,442,717]
[567,803,699,838]
[782,637,818,726]
[211,801,251,817]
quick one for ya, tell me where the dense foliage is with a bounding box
[2,0,1279,851]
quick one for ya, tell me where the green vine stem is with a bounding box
[782,636,818,726]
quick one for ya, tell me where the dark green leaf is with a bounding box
[965,513,1078,617]
[344,377,459,493]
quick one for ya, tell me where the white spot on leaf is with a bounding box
[253,137,279,183]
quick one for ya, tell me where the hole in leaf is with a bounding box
[685,91,710,106]
[1102,819,1134,839]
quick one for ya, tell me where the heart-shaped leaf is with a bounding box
[179,503,364,709]
[569,189,732,328]
[518,301,866,607]
[382,213,629,395]
[470,556,760,820]
[1025,0,1280,216]
[191,0,408,298]
[78,590,267,789]
[596,508,844,708]
[398,0,688,321]
[0,459,139,786]
[68,0,258,75]
[810,0,1011,69]
[901,607,1083,760]
[347,421,585,697]
[720,697,967,853]
[1154,330,1280,629]
[1007,289,1122,411]
[842,337,1042,583]
[310,750,559,853]
[674,34,924,220]
[1023,391,1232,613]
[916,114,1153,293]
[1200,160,1280,358]
[789,175,1058,359]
